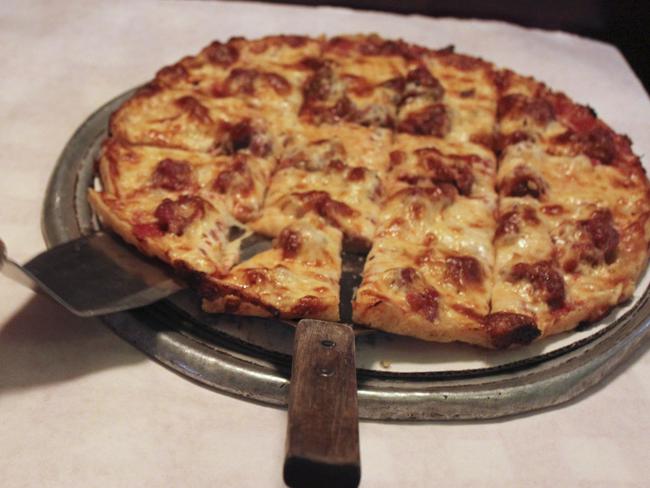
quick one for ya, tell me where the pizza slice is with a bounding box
[110,86,235,151]
[393,65,450,139]
[490,67,650,338]
[493,139,650,337]
[490,197,557,338]
[493,68,640,171]
[249,127,385,250]
[304,35,412,128]
[198,42,319,124]
[110,86,282,158]
[97,139,274,222]
[392,47,498,147]
[352,184,534,348]
[148,35,322,119]
[88,189,246,277]
[202,220,342,321]
[494,70,561,151]
[278,122,392,173]
[298,34,478,131]
[386,134,497,207]
[351,129,540,347]
[421,47,497,148]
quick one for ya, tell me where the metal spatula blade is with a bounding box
[1,232,184,317]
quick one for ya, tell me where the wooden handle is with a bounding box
[283,319,360,488]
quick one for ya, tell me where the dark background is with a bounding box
[242,0,650,94]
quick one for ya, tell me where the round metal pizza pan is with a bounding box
[41,88,650,420]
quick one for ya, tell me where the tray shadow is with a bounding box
[0,293,143,394]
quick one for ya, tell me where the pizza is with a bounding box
[88,34,650,348]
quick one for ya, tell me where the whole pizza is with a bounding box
[88,34,650,349]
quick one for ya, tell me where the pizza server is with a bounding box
[0,230,362,488]
[0,231,183,317]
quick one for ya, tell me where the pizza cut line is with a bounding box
[88,34,650,349]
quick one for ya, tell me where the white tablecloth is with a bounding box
[1,1,648,486]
